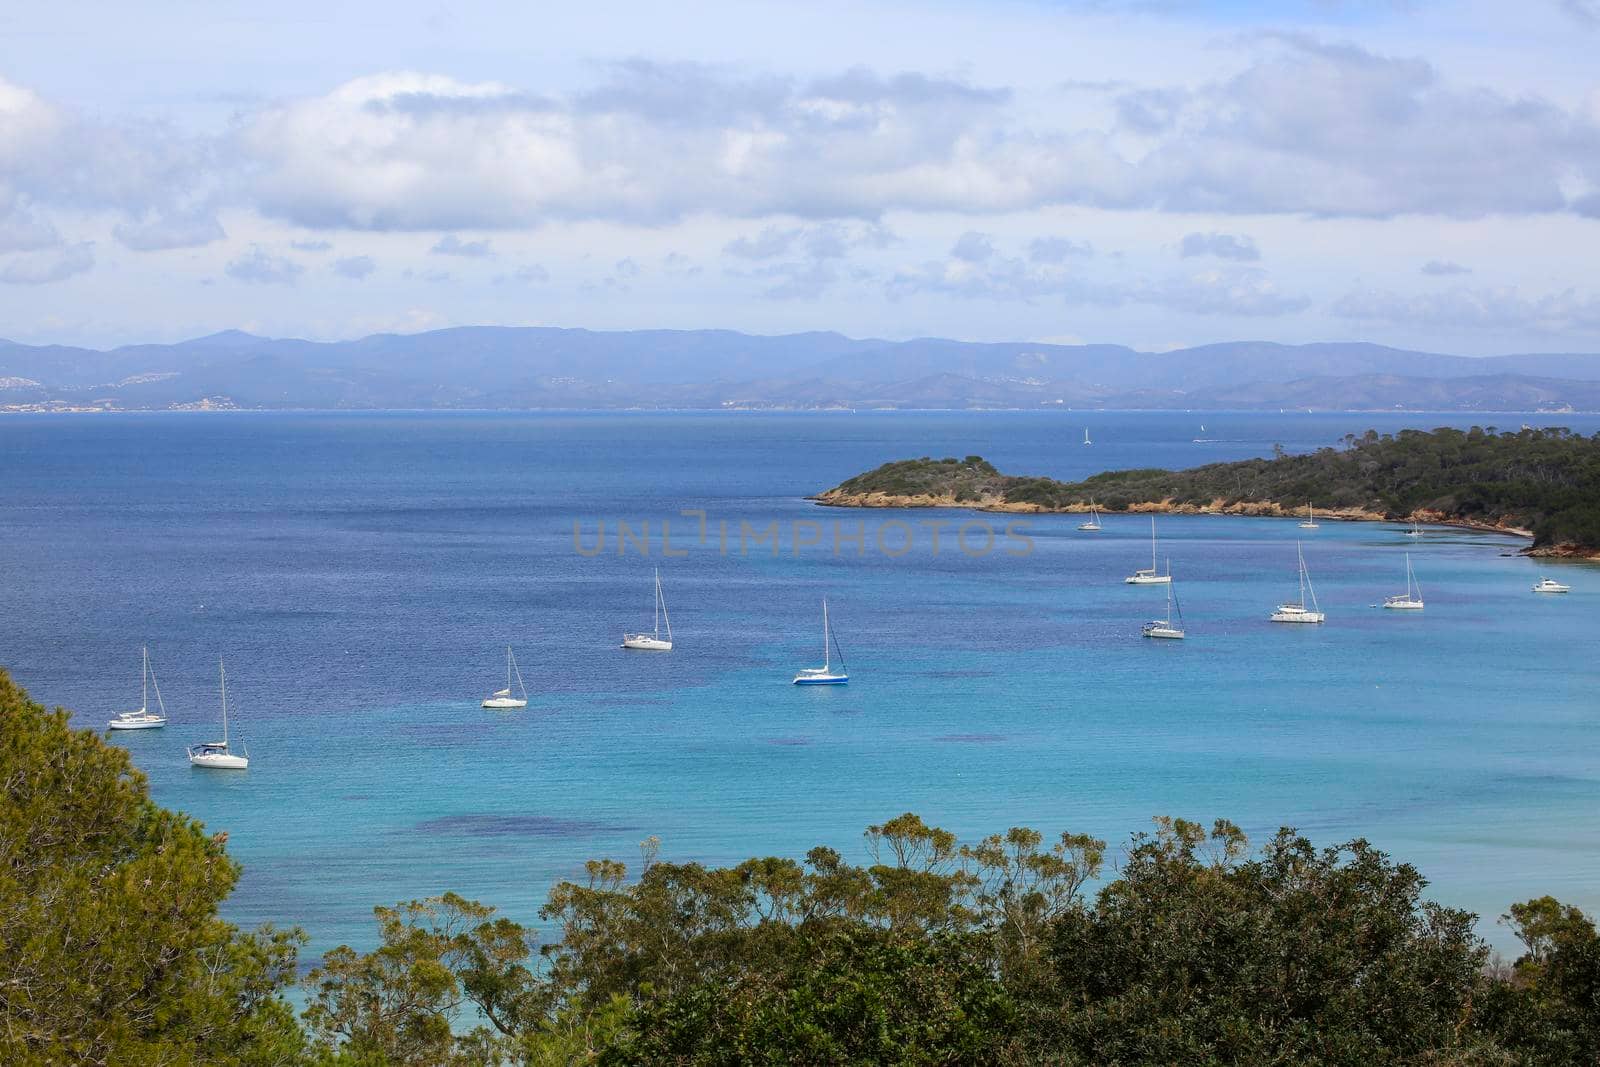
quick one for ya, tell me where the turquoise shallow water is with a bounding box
[2,410,1598,957]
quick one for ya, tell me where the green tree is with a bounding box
[1045,818,1491,1065]
[605,925,1016,1065]
[1474,897,1600,1064]
[0,669,305,1066]
[304,892,560,1065]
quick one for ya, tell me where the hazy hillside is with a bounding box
[3,327,1600,412]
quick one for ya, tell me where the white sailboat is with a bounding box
[1298,502,1320,529]
[108,646,168,730]
[1083,427,1091,446]
[1383,553,1424,610]
[793,599,848,685]
[187,659,248,769]
[1142,578,1186,639]
[1077,499,1102,532]
[482,646,529,708]
[1532,576,1570,594]
[1270,543,1325,623]
[622,568,673,651]
[1125,517,1172,584]
[1405,519,1423,538]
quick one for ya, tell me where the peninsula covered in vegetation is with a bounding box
[816,426,1600,554]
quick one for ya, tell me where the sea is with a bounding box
[3,410,1598,959]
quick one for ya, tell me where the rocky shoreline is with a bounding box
[810,489,1596,558]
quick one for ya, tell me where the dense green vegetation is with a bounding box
[825,427,1600,548]
[6,666,1600,1064]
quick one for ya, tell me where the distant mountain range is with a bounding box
[4,327,1600,412]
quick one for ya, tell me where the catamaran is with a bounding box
[622,568,673,651]
[108,646,168,730]
[1532,576,1570,594]
[1271,543,1325,623]
[1383,553,1424,610]
[1142,578,1186,640]
[187,659,248,769]
[1125,517,1172,584]
[793,599,848,685]
[482,646,529,708]
[1298,502,1320,530]
[1077,500,1102,532]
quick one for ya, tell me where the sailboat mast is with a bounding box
[822,600,830,669]
[659,572,672,641]
[141,646,149,711]
[653,568,661,638]
[219,659,229,746]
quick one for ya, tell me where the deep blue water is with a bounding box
[3,410,1598,958]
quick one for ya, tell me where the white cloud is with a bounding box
[225,246,304,284]
[492,264,550,285]
[888,245,1308,317]
[1333,285,1600,333]
[725,221,894,260]
[1127,36,1600,218]
[1028,236,1094,263]
[430,234,493,257]
[950,231,996,263]
[113,210,226,251]
[0,203,60,253]
[1560,0,1599,26]
[223,44,1600,234]
[1179,232,1260,261]
[0,241,93,285]
[332,255,376,279]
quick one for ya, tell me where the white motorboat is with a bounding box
[793,599,848,685]
[1083,427,1091,446]
[1125,517,1172,584]
[1270,543,1325,623]
[1298,502,1320,530]
[483,645,529,708]
[1532,576,1570,594]
[622,568,673,651]
[1077,500,1102,532]
[187,659,248,769]
[108,646,168,730]
[1142,581,1186,640]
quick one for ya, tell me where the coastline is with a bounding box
[809,489,1595,558]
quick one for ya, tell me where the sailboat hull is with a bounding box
[622,634,673,651]
[1383,598,1424,610]
[793,672,848,685]
[108,716,166,730]
[1142,624,1185,639]
[481,697,528,709]
[1270,608,1325,623]
[188,746,248,769]
[1125,574,1171,585]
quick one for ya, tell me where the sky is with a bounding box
[1,0,1599,354]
